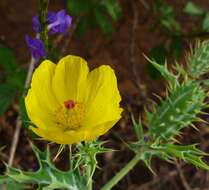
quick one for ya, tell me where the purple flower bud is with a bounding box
[33,10,72,35]
[144,136,150,142]
[48,10,72,34]
[33,12,57,33]
[25,35,47,60]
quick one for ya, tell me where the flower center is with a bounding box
[55,100,85,130]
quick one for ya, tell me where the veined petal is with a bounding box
[82,65,122,127]
[31,126,64,142]
[52,55,89,104]
[25,60,59,118]
[25,89,56,129]
[32,119,120,144]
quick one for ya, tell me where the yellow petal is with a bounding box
[30,126,62,142]
[82,65,122,128]
[25,60,59,129]
[30,127,85,144]
[52,55,89,104]
[25,89,55,130]
[31,119,120,144]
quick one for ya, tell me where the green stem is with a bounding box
[100,154,141,190]
[87,164,93,190]
[38,0,49,50]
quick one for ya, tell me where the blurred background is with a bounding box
[1,0,209,189]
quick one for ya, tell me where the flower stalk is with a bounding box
[101,153,141,190]
[87,165,93,190]
[38,0,49,50]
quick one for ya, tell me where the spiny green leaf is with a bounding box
[75,141,111,178]
[0,176,25,190]
[146,44,168,79]
[184,2,205,16]
[188,41,209,78]
[157,144,209,170]
[141,151,156,174]
[185,154,209,170]
[140,148,173,174]
[146,56,178,87]
[131,114,144,140]
[149,44,167,65]
[148,82,206,140]
[6,144,86,190]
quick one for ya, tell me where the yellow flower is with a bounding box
[25,55,123,144]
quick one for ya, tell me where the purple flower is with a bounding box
[33,12,57,33]
[48,10,72,34]
[25,35,47,60]
[33,10,72,34]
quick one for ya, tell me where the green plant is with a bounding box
[184,1,209,32]
[147,0,184,79]
[101,40,209,189]
[2,39,209,189]
[0,45,26,116]
[2,1,209,190]
[67,0,122,36]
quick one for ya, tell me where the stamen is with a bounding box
[55,100,85,130]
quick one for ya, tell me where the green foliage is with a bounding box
[147,38,183,79]
[7,68,26,91]
[188,41,209,78]
[0,45,17,73]
[67,0,121,36]
[184,2,209,33]
[94,7,113,36]
[147,1,185,80]
[0,45,26,116]
[102,0,121,21]
[169,37,183,60]
[152,0,180,33]
[147,44,167,79]
[136,143,209,173]
[6,144,86,190]
[154,144,209,170]
[147,58,178,88]
[75,141,110,180]
[0,84,16,115]
[129,41,209,175]
[184,2,204,16]
[0,176,25,190]
[3,142,109,189]
[202,13,209,31]
[131,114,144,141]
[67,0,90,16]
[147,82,206,140]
